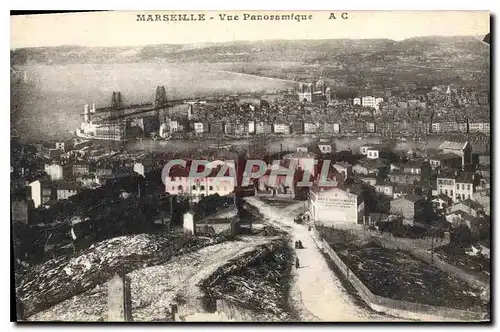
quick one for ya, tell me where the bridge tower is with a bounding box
[154,86,168,121]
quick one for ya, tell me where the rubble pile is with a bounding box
[18,233,228,318]
[201,239,294,321]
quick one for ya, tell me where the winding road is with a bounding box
[245,197,402,322]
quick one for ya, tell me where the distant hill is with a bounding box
[10,36,488,66]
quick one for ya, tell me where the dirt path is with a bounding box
[245,197,402,322]
[29,235,276,322]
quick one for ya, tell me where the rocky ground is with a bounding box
[201,238,296,322]
[28,235,277,322]
[19,233,230,318]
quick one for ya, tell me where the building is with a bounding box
[298,83,314,103]
[437,171,476,203]
[37,143,64,159]
[478,154,491,166]
[468,122,490,134]
[449,199,484,219]
[164,166,235,203]
[248,121,255,134]
[454,173,475,202]
[429,153,463,170]
[316,142,333,154]
[375,183,394,198]
[390,194,425,225]
[183,211,196,235]
[273,123,290,134]
[359,145,372,156]
[11,189,32,225]
[193,122,205,134]
[431,194,453,212]
[309,186,365,226]
[255,122,272,135]
[291,122,304,134]
[438,141,472,166]
[333,162,352,178]
[472,189,490,216]
[296,145,309,153]
[28,180,53,208]
[388,172,420,185]
[255,167,296,197]
[360,176,377,187]
[361,96,383,111]
[282,151,316,176]
[392,183,419,199]
[304,123,318,134]
[55,142,65,151]
[402,160,428,175]
[44,163,64,181]
[353,97,361,105]
[56,181,79,200]
[366,147,380,159]
[436,172,456,201]
[72,161,90,177]
[445,211,481,236]
[365,122,376,133]
[352,159,387,176]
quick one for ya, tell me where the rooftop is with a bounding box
[453,199,484,211]
[455,173,474,184]
[439,141,468,151]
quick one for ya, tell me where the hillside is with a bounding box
[10,36,488,66]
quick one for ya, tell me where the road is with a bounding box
[245,197,401,322]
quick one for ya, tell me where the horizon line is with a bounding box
[10,33,489,50]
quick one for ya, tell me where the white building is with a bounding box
[273,123,290,134]
[304,123,318,134]
[333,123,341,133]
[438,141,472,166]
[248,121,255,134]
[361,96,383,111]
[309,187,364,226]
[454,173,475,202]
[193,122,204,134]
[353,97,361,105]
[317,143,333,154]
[164,167,235,203]
[29,180,42,208]
[55,142,65,151]
[366,147,380,159]
[44,163,64,181]
[169,120,179,132]
[437,174,456,202]
[183,211,195,235]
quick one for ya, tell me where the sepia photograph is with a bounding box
[10,10,491,323]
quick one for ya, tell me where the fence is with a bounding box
[319,238,487,321]
[216,299,256,321]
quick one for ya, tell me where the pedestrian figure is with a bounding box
[295,257,300,269]
[308,225,311,231]
[298,240,303,249]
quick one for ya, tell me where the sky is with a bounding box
[11,11,490,49]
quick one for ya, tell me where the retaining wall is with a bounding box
[319,238,487,321]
